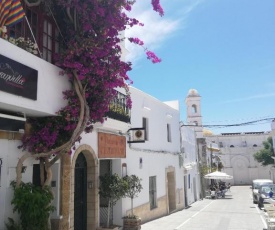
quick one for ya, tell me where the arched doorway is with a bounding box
[231,156,249,185]
[74,153,87,230]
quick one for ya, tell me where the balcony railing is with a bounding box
[105,92,131,123]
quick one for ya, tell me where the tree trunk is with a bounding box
[107,199,111,228]
[131,198,134,216]
[15,73,89,187]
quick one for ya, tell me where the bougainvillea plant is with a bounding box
[16,0,164,187]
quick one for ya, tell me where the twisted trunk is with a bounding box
[16,73,89,187]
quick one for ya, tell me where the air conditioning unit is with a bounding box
[127,128,145,143]
[0,112,26,132]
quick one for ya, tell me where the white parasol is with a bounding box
[204,171,233,180]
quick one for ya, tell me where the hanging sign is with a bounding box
[0,54,38,100]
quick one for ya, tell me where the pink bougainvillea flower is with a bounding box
[128,37,144,46]
[146,50,162,63]
[151,0,164,16]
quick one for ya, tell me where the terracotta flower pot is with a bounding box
[123,218,141,230]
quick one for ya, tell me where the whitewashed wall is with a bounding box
[206,132,272,185]
[0,38,70,229]
[119,87,183,223]
[0,140,33,229]
[0,38,70,117]
[181,125,200,205]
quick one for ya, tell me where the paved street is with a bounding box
[141,186,267,230]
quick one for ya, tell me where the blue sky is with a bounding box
[125,0,275,135]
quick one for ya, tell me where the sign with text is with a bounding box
[98,132,126,158]
[0,54,38,100]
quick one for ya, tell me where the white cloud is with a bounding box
[221,93,275,104]
[124,0,203,65]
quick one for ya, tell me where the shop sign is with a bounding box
[98,132,126,158]
[0,54,38,100]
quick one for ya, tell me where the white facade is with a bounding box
[0,39,70,117]
[0,36,186,229]
[205,132,272,185]
[0,39,69,230]
[180,124,200,205]
[118,87,184,224]
[185,89,203,138]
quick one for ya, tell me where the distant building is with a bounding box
[180,124,201,205]
[205,131,272,185]
[185,88,272,187]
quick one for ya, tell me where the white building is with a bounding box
[0,37,186,229]
[117,87,185,224]
[185,89,203,139]
[180,124,201,205]
[205,131,272,185]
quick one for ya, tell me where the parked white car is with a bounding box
[252,179,273,204]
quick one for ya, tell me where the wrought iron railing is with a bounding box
[106,92,131,123]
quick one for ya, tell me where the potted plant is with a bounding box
[122,175,143,230]
[98,173,128,230]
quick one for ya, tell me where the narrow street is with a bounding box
[141,186,267,230]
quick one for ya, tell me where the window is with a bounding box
[188,174,191,189]
[230,145,234,148]
[7,6,39,44]
[142,117,149,141]
[167,123,171,142]
[219,142,223,148]
[253,144,258,147]
[149,176,157,209]
[191,104,197,113]
[6,3,60,64]
[32,164,47,186]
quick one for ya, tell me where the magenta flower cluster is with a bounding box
[151,0,164,16]
[146,51,162,63]
[128,37,144,46]
[19,0,164,154]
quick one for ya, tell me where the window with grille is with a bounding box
[149,176,157,209]
[42,19,59,63]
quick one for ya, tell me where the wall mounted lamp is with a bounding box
[21,166,27,173]
[88,181,93,189]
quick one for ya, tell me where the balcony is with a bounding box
[105,92,131,123]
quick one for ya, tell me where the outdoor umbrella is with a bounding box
[204,171,233,180]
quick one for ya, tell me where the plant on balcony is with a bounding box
[107,103,130,122]
[6,36,38,55]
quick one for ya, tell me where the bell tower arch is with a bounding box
[185,89,203,138]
